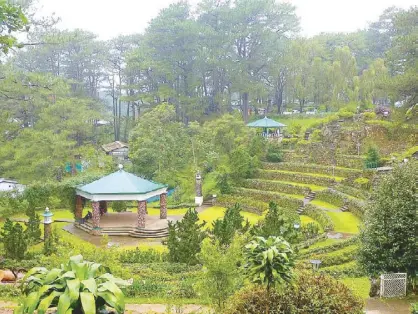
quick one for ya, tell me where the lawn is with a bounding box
[326,212,361,234]
[341,277,371,300]
[310,200,340,210]
[198,206,262,227]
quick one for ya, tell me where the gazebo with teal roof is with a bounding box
[75,165,168,235]
[247,116,286,137]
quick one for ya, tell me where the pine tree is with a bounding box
[0,219,27,260]
[365,146,380,168]
[252,202,300,244]
[167,208,206,265]
[25,208,41,245]
[358,163,417,282]
[212,204,249,246]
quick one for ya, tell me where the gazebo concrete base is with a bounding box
[75,212,179,238]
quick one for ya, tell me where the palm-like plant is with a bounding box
[15,255,130,314]
[244,236,295,292]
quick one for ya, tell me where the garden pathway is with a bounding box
[0,299,413,313]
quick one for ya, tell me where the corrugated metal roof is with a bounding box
[102,141,129,153]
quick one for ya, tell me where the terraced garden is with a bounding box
[217,152,370,298]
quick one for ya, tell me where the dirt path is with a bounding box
[0,299,415,313]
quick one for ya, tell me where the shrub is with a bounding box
[296,233,328,250]
[225,270,364,314]
[310,245,358,267]
[217,195,266,215]
[315,189,345,207]
[301,222,320,240]
[235,188,303,211]
[243,179,309,196]
[303,204,334,231]
[216,172,233,194]
[299,237,358,258]
[262,162,361,177]
[354,177,370,189]
[252,202,300,244]
[363,112,376,120]
[333,184,369,200]
[320,261,365,278]
[244,236,295,291]
[411,302,418,314]
[338,108,355,119]
[112,201,128,212]
[365,146,381,168]
[0,284,20,298]
[119,248,168,264]
[16,255,130,314]
[265,143,284,162]
[197,236,244,310]
[257,169,336,186]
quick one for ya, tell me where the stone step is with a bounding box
[129,233,169,239]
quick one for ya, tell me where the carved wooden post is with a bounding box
[160,193,167,219]
[137,200,147,228]
[91,201,101,235]
[75,195,83,222]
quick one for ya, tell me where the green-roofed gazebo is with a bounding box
[75,165,168,235]
[247,116,287,128]
[247,116,286,138]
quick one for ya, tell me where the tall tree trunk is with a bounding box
[242,92,249,122]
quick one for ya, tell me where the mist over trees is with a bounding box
[0,0,416,182]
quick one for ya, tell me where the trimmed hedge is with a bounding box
[262,162,361,178]
[315,189,345,208]
[311,245,358,267]
[242,179,309,196]
[333,184,369,200]
[315,189,366,218]
[217,195,267,215]
[296,233,328,250]
[299,237,358,258]
[303,204,334,231]
[335,155,365,169]
[320,261,365,278]
[235,188,303,211]
[345,198,365,218]
[257,169,336,186]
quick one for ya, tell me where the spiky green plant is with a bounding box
[244,236,295,292]
[15,255,130,314]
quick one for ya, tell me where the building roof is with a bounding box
[76,170,167,196]
[102,141,128,153]
[247,117,287,128]
[0,178,17,184]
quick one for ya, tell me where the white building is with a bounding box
[0,178,22,192]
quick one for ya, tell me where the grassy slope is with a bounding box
[326,211,361,234]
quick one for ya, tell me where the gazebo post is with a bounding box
[160,193,167,219]
[91,201,101,235]
[75,195,83,223]
[137,200,147,228]
[99,201,108,214]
